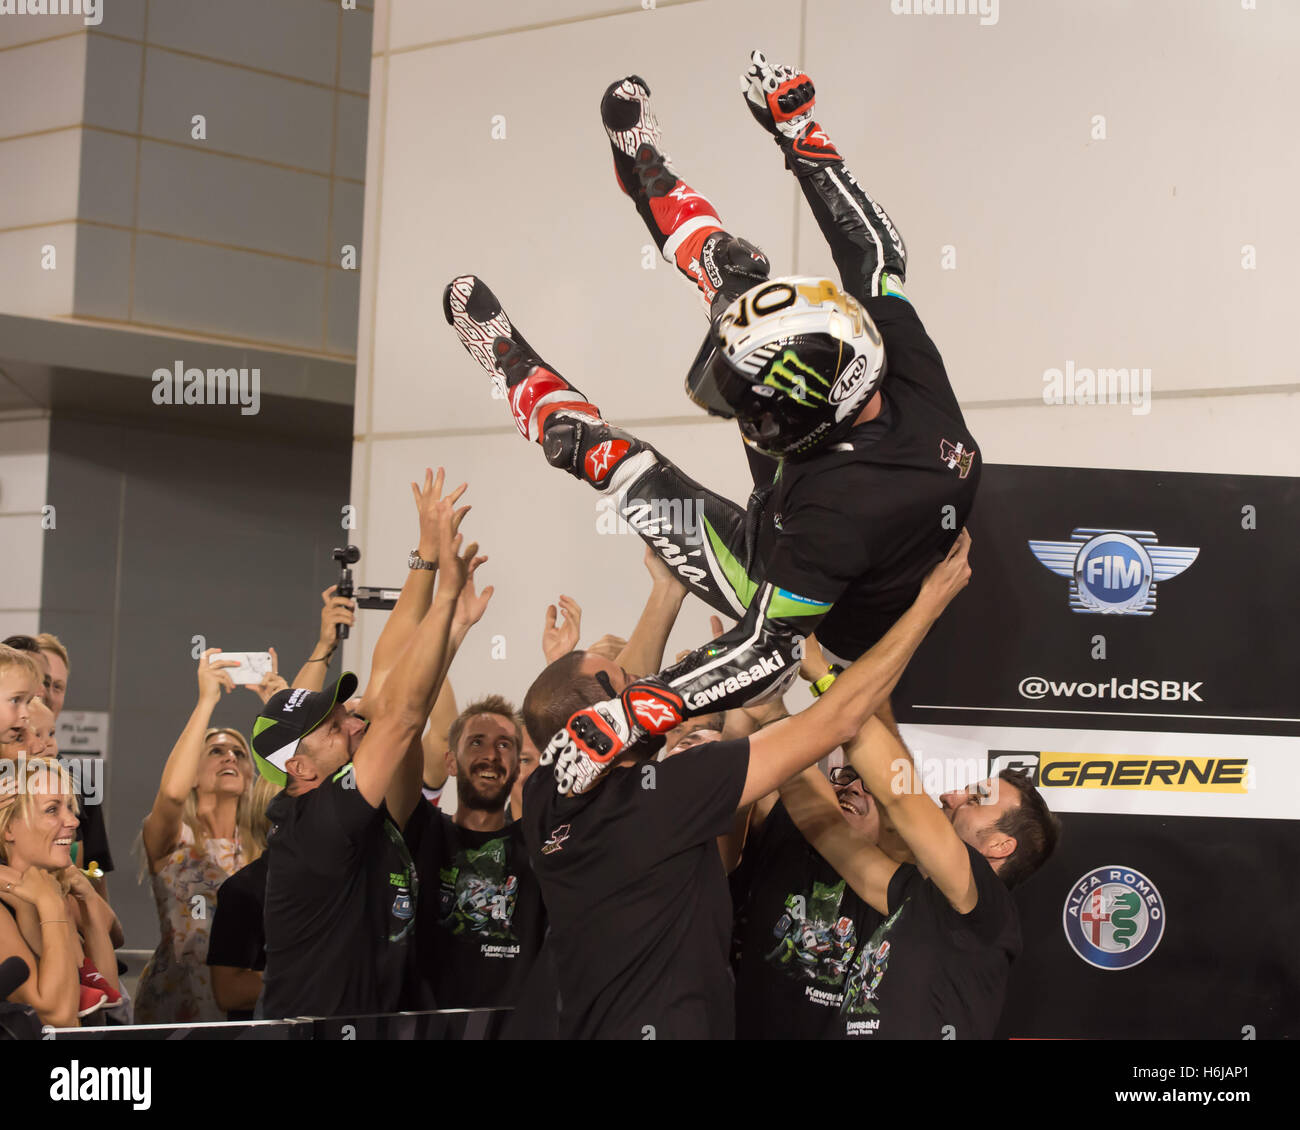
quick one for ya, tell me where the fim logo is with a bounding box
[1063,865,1165,970]
[1028,528,1198,616]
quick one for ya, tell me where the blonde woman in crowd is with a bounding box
[134,649,266,1024]
[0,755,122,1026]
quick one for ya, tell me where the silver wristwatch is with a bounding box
[407,549,435,571]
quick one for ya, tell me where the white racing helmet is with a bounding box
[685,277,886,458]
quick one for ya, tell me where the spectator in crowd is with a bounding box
[519,531,972,1038]
[34,634,69,718]
[257,468,486,1019]
[723,634,918,1039]
[2,636,50,702]
[0,644,39,749]
[21,699,58,757]
[410,695,545,1010]
[206,774,280,1022]
[4,635,118,899]
[203,589,358,1024]
[0,756,123,1026]
[134,650,266,1024]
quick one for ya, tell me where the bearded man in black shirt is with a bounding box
[409,696,545,1009]
[445,50,978,797]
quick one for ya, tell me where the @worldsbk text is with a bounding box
[1018,676,1204,702]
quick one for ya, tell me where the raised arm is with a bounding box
[352,487,475,810]
[541,595,582,665]
[357,468,467,719]
[778,767,897,913]
[388,550,492,826]
[739,530,971,807]
[421,676,458,796]
[141,649,237,867]
[617,547,688,676]
[844,717,979,914]
[65,867,121,995]
[546,531,970,797]
[742,51,908,304]
[289,586,356,691]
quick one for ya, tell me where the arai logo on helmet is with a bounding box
[829,355,870,405]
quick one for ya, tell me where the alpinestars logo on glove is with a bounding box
[629,695,681,730]
[624,683,685,733]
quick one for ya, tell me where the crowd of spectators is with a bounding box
[0,466,1056,1039]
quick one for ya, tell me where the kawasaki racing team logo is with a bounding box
[1028,528,1198,616]
[1063,865,1165,970]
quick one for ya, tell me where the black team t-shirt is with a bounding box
[522,738,751,1040]
[758,296,981,662]
[838,843,1021,1039]
[731,800,881,1039]
[261,764,424,1019]
[205,852,269,1021]
[407,809,545,1009]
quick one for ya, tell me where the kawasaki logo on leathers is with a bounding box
[687,652,786,709]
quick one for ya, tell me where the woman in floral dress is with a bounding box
[134,649,267,1024]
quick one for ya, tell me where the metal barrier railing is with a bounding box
[39,1008,512,1041]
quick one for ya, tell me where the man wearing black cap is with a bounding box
[253,471,484,1019]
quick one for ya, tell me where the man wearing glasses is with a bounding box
[728,757,900,1039]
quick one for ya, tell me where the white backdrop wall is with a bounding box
[347,0,1299,715]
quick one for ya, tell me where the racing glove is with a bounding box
[541,677,687,794]
[741,50,842,170]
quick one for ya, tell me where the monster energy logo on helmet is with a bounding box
[685,274,886,459]
[764,349,830,406]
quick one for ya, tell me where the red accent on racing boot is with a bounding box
[673,226,725,307]
[507,367,597,445]
[532,398,602,443]
[601,77,729,271]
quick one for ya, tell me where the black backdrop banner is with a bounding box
[893,464,1300,1039]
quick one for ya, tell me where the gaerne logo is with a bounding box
[1028,528,1198,616]
[989,751,1251,793]
[1064,865,1165,970]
